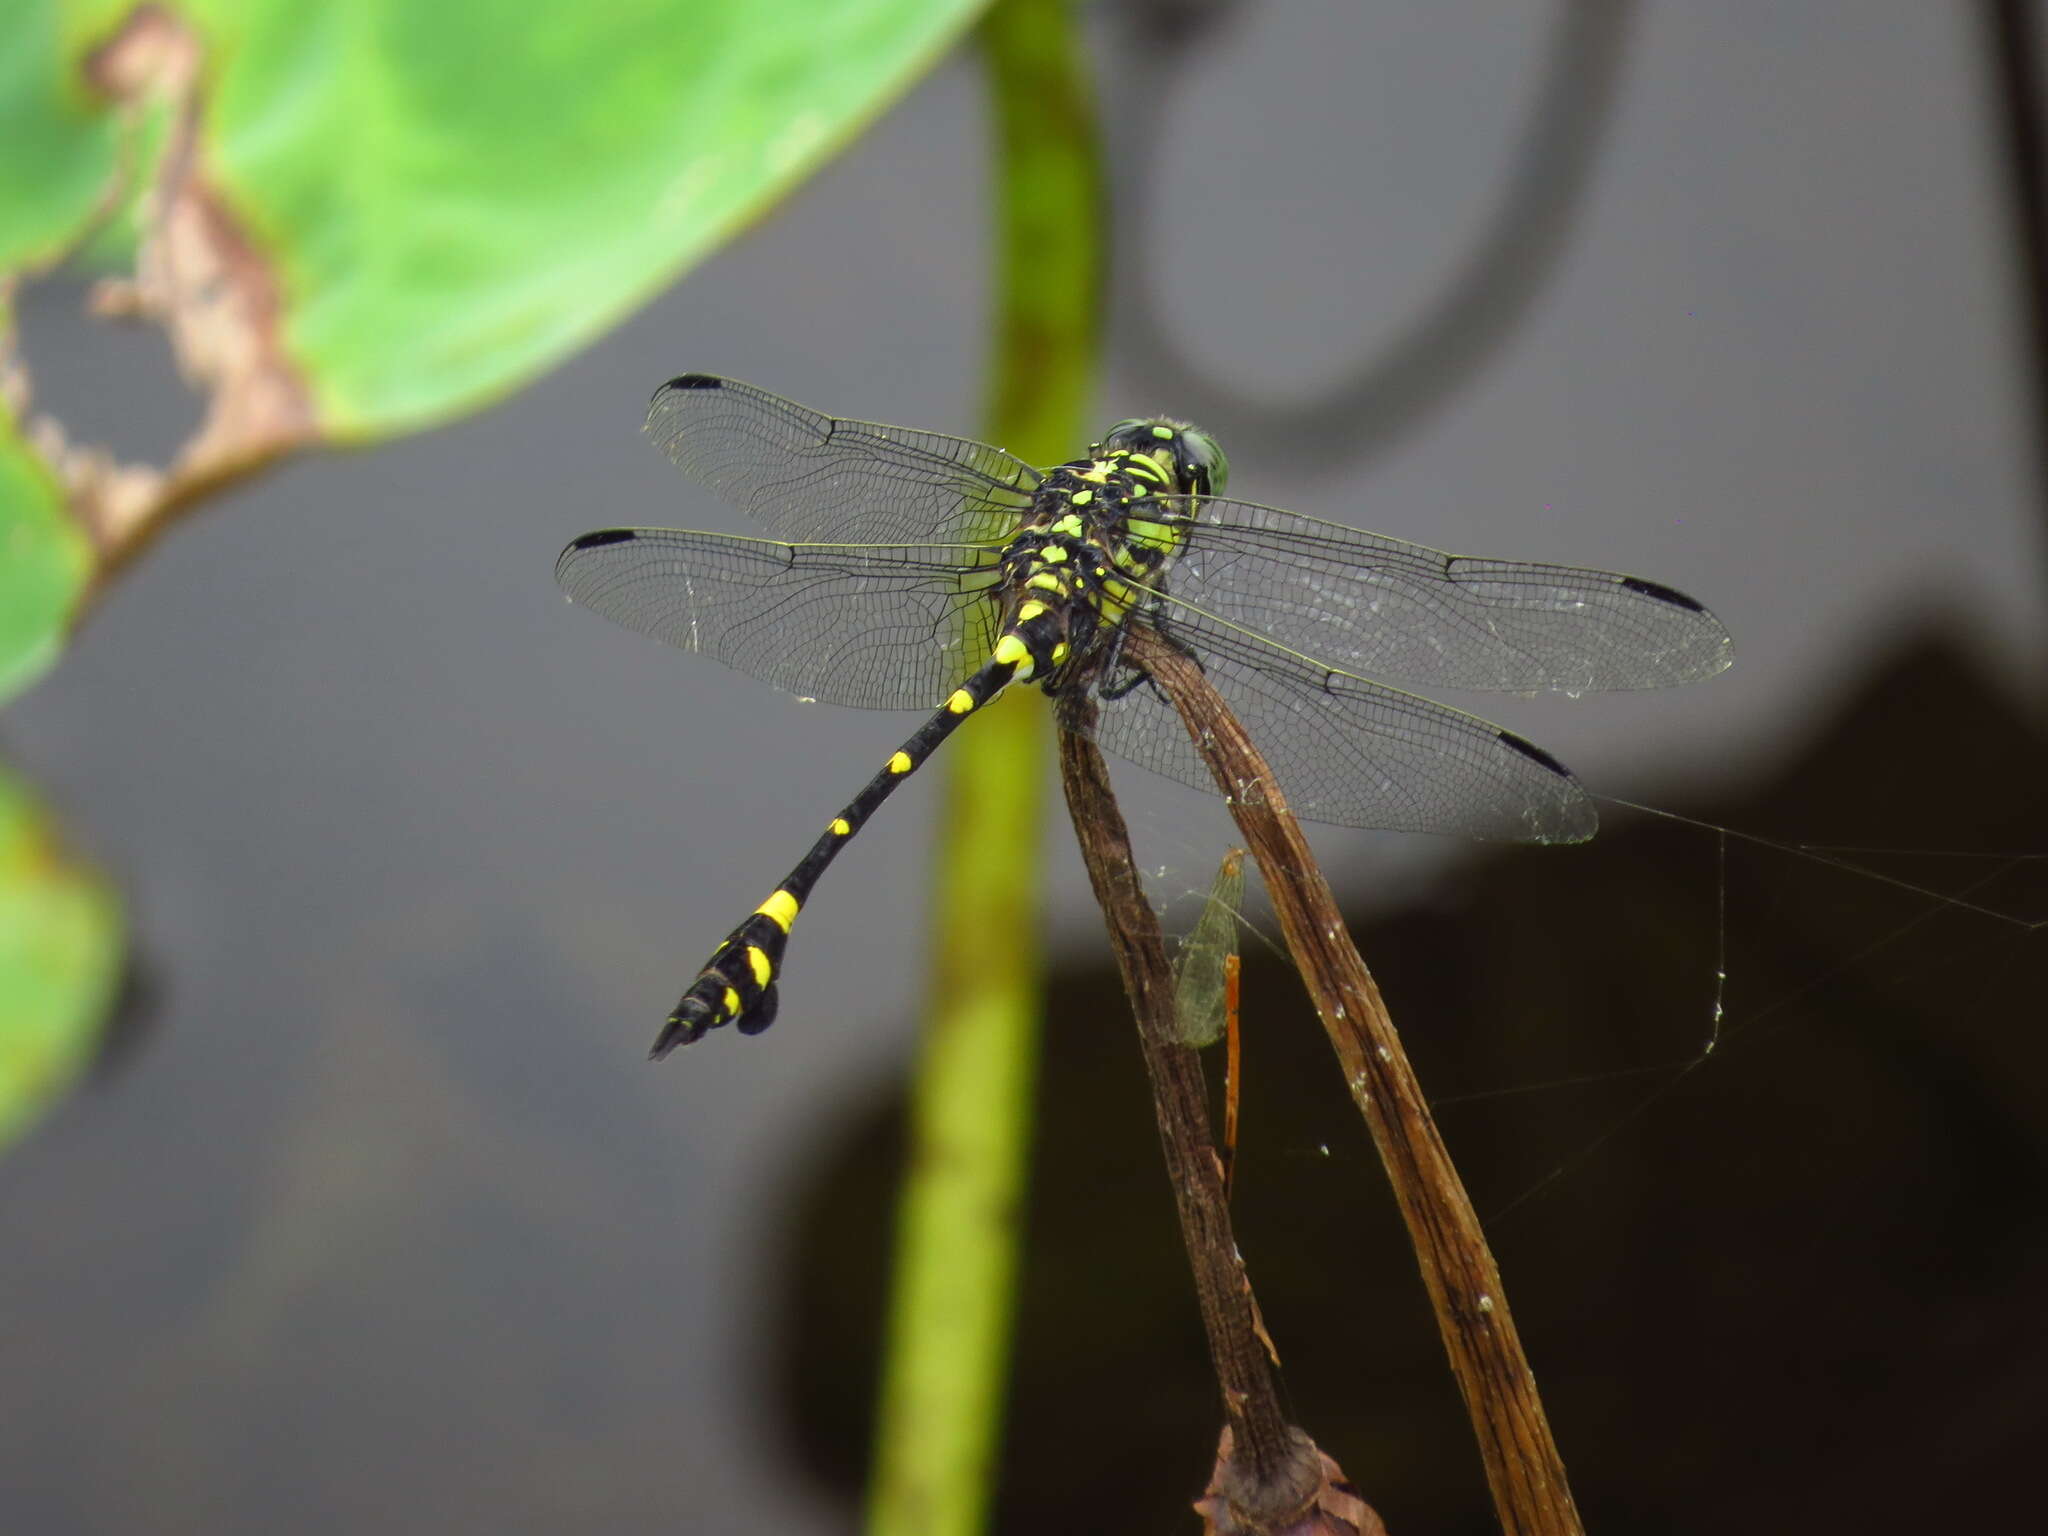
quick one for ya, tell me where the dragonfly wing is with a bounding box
[646,375,1042,545]
[1078,600,1598,843]
[1169,497,1732,694]
[557,529,1003,711]
[1173,848,1246,1048]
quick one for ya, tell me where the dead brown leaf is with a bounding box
[11,4,318,582]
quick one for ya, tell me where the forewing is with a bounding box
[1168,497,1732,693]
[556,529,1003,711]
[645,375,1041,545]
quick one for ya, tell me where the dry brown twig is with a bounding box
[1059,709,1381,1536]
[1061,622,1585,1536]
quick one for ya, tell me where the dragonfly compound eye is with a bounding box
[1176,425,1228,497]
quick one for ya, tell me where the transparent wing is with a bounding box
[1077,598,1598,843]
[1167,497,1732,693]
[1173,848,1246,1048]
[556,528,1003,711]
[645,375,1042,545]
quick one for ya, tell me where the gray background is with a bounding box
[4,3,2043,1530]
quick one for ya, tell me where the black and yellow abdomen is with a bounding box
[642,466,1156,1052]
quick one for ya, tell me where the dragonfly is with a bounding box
[557,375,1732,1055]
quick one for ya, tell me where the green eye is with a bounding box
[1180,427,1228,497]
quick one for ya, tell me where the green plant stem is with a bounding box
[865,2,1099,1533]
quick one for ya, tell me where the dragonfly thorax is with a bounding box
[990,457,1200,690]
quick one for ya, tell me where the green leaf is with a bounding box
[0,2,120,272]
[184,0,988,436]
[0,411,92,703]
[0,760,122,1154]
[0,0,983,690]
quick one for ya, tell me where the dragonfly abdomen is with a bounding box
[652,602,1076,1055]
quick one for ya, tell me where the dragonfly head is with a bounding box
[1099,417,1230,498]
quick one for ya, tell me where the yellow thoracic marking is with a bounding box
[1131,483,1149,496]
[1078,464,1110,483]
[1028,573,1066,594]
[1052,514,1085,537]
[830,817,852,836]
[1016,600,1047,622]
[993,634,1029,666]
[887,750,914,774]
[722,986,742,1018]
[947,688,976,714]
[1070,489,1094,506]
[757,890,800,931]
[1040,545,1069,563]
[1051,641,1070,664]
[1123,455,1165,484]
[746,945,773,988]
